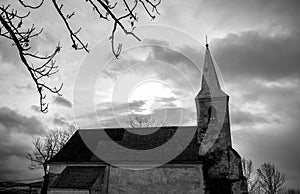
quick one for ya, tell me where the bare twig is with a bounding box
[51,0,89,52]
[18,0,44,9]
[0,0,161,112]
[0,5,62,113]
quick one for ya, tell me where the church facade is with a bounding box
[46,44,248,194]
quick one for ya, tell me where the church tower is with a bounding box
[195,43,231,153]
[195,43,248,194]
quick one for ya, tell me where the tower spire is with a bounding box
[195,42,231,148]
[196,42,227,99]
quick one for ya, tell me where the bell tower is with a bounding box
[195,43,249,194]
[195,43,232,153]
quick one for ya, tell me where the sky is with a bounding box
[0,0,300,189]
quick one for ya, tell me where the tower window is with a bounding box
[208,106,217,122]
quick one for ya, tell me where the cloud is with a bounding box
[96,100,147,118]
[100,41,203,102]
[213,30,300,81]
[0,107,45,135]
[231,107,278,127]
[13,83,33,91]
[163,0,300,38]
[146,43,203,90]
[225,74,300,188]
[74,100,148,128]
[151,107,196,126]
[0,107,45,180]
[90,106,196,128]
[78,99,196,128]
[31,105,40,113]
[53,114,69,126]
[0,38,20,65]
[232,120,300,188]
[154,97,179,108]
[53,96,72,108]
[1,0,300,188]
[207,14,300,187]
[0,133,31,159]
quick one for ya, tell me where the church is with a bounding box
[46,44,248,194]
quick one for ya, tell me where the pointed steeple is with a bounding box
[195,42,231,148]
[196,43,228,99]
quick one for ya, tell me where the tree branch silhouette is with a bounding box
[0,0,161,113]
[0,5,62,113]
[26,126,76,194]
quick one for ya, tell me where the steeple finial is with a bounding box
[205,35,209,48]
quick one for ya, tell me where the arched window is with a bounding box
[208,106,217,122]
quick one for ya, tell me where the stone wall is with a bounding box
[108,165,205,194]
[203,147,248,194]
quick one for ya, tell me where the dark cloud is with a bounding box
[0,132,30,159]
[53,114,69,126]
[81,99,196,128]
[195,0,300,33]
[0,107,45,135]
[154,97,178,102]
[227,78,300,121]
[53,96,72,108]
[226,77,300,188]
[0,107,45,180]
[92,106,196,128]
[147,44,203,90]
[206,11,300,187]
[231,107,278,126]
[31,105,40,113]
[75,100,148,128]
[232,121,300,188]
[213,30,300,81]
[154,97,179,108]
[96,100,147,118]
[151,107,196,126]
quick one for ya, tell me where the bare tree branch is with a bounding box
[257,162,286,194]
[26,126,76,173]
[0,5,62,113]
[18,0,44,9]
[51,0,89,52]
[125,114,165,128]
[25,126,76,194]
[0,0,161,113]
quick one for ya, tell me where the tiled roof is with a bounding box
[50,166,105,189]
[48,126,200,164]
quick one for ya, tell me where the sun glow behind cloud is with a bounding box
[128,80,182,114]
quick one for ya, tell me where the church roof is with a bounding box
[48,126,200,164]
[49,166,105,189]
[196,45,228,99]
